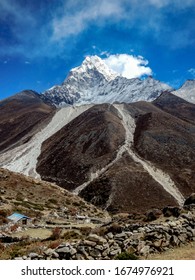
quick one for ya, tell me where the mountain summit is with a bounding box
[43,55,172,106]
[172,80,195,104]
[70,55,118,82]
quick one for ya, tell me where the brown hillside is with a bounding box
[0,90,55,152]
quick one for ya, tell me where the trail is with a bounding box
[0,105,92,178]
[75,104,184,207]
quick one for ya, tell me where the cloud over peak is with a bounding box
[103,54,152,79]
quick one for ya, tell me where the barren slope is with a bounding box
[0,90,55,153]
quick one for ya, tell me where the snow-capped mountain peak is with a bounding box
[43,55,173,106]
[69,55,118,82]
[172,79,195,104]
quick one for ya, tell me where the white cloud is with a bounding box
[51,0,125,40]
[103,54,152,79]
[188,68,195,77]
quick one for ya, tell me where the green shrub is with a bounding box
[115,251,139,260]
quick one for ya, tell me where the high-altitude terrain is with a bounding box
[0,55,195,214]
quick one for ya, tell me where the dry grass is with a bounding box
[0,168,109,219]
[12,228,52,240]
[146,242,195,260]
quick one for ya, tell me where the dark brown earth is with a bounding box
[0,90,55,152]
[133,93,195,197]
[1,90,195,214]
[36,93,195,213]
[37,104,125,191]
[80,152,176,213]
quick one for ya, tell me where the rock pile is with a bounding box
[16,206,195,260]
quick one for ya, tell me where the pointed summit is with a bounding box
[70,55,118,82]
[43,56,172,106]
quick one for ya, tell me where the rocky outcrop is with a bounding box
[184,193,195,206]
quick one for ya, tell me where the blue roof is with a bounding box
[7,213,29,222]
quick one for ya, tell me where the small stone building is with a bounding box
[7,213,30,225]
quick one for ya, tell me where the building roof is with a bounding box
[7,213,30,222]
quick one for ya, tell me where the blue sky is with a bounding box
[0,0,195,100]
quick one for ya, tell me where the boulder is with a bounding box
[87,234,107,244]
[184,193,195,206]
[163,206,181,217]
[145,209,162,221]
[139,245,150,256]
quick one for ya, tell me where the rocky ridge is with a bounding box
[43,56,172,106]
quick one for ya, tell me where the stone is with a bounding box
[44,248,55,256]
[109,248,121,256]
[86,255,94,260]
[102,248,110,257]
[56,246,71,254]
[76,254,85,260]
[83,240,96,247]
[170,235,180,246]
[107,232,114,239]
[115,232,127,239]
[125,231,133,237]
[145,209,162,221]
[95,245,104,251]
[108,239,115,246]
[88,234,107,244]
[139,245,150,256]
[178,234,187,243]
[163,206,181,217]
[137,241,146,252]
[89,248,101,258]
[184,193,195,205]
[70,248,77,256]
[153,239,164,248]
[29,252,39,259]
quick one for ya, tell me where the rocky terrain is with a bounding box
[1,200,194,260]
[43,56,172,106]
[0,56,195,260]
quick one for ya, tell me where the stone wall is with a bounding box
[17,206,195,260]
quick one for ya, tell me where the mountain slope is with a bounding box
[0,90,55,153]
[36,104,125,190]
[133,97,195,197]
[43,56,172,106]
[34,95,195,213]
[172,80,195,104]
[153,92,195,125]
[0,105,91,178]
